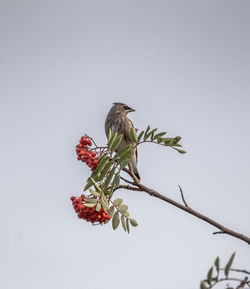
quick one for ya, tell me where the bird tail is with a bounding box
[130,153,141,182]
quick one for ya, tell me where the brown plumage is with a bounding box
[105,103,140,180]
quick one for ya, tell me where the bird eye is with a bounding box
[123,105,131,110]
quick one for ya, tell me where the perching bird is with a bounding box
[105,102,140,181]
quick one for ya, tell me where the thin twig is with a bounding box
[178,185,188,207]
[213,231,225,235]
[219,268,250,275]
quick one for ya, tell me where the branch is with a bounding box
[122,168,250,245]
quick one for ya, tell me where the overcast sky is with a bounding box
[0,1,249,288]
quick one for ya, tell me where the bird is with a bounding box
[105,102,140,181]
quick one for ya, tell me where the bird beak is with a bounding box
[129,108,135,112]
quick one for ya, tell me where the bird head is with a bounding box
[112,102,135,116]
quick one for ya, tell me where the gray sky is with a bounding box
[0,1,249,288]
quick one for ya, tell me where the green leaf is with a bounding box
[85,198,98,203]
[113,198,123,206]
[154,132,167,139]
[84,178,93,191]
[150,128,158,140]
[107,206,114,218]
[129,218,138,227]
[84,203,96,208]
[137,131,144,142]
[110,173,120,192]
[163,138,173,146]
[145,129,154,140]
[123,211,130,217]
[108,132,117,150]
[177,149,186,154]
[143,125,150,140]
[114,144,132,160]
[104,190,111,196]
[119,159,129,170]
[126,218,130,233]
[104,166,116,188]
[207,267,213,285]
[200,281,208,289]
[215,257,220,273]
[99,161,113,181]
[112,211,120,230]
[100,199,109,211]
[117,148,133,166]
[89,189,101,197]
[121,215,127,232]
[110,134,123,154]
[107,128,112,142]
[96,203,101,211]
[224,252,235,277]
[93,153,109,176]
[129,127,138,142]
[174,136,182,143]
[90,177,101,192]
[119,204,128,213]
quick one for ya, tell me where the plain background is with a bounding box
[0,1,249,288]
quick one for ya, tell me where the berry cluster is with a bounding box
[71,195,111,224]
[75,136,99,171]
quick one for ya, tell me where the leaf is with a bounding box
[110,134,123,154]
[145,129,154,140]
[107,206,114,218]
[93,153,109,176]
[110,173,120,192]
[200,281,208,289]
[121,215,127,232]
[154,132,167,139]
[215,257,220,273]
[113,198,123,206]
[100,199,109,211]
[126,218,130,233]
[84,178,93,191]
[129,127,138,142]
[117,148,133,166]
[90,177,101,192]
[112,211,120,230]
[174,136,182,143]
[123,211,130,217]
[96,203,101,212]
[207,267,213,285]
[99,161,113,181]
[114,144,132,160]
[119,204,128,213]
[107,128,112,142]
[129,218,138,227]
[85,198,98,203]
[150,128,158,140]
[104,166,116,188]
[89,189,101,197]
[84,203,96,208]
[177,149,186,154]
[143,125,150,140]
[224,252,235,277]
[114,174,120,187]
[119,160,129,170]
[163,138,173,146]
[108,132,117,150]
[137,131,144,142]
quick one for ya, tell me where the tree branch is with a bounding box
[121,167,250,245]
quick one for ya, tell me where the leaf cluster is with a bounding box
[200,253,249,289]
